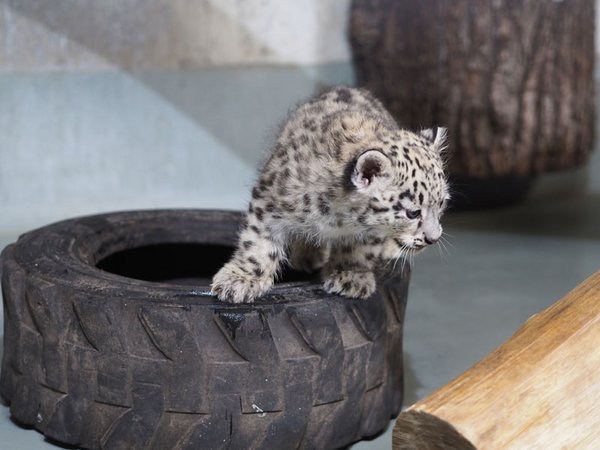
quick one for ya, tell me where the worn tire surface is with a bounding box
[0,210,410,450]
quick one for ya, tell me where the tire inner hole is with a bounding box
[96,243,313,285]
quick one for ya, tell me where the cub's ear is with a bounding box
[420,127,448,154]
[350,149,392,190]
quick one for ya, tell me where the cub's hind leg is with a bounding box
[288,237,327,273]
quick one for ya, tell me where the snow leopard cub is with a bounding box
[212,86,449,303]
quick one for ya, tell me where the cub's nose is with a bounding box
[423,219,442,245]
[424,227,442,245]
[424,236,439,245]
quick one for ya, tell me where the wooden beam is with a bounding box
[394,271,600,449]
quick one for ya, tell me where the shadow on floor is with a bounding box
[445,192,600,242]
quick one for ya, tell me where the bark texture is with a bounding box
[350,0,595,178]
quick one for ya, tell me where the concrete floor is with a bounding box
[2,112,600,450]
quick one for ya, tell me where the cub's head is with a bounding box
[347,127,449,252]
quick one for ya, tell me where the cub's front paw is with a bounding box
[211,263,272,303]
[323,270,376,299]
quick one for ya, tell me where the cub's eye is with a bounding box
[406,209,421,219]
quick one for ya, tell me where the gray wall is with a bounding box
[0,0,353,232]
[0,0,351,70]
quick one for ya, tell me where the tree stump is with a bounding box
[350,0,595,206]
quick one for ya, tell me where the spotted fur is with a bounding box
[212,86,449,303]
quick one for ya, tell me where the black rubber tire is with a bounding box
[0,210,410,450]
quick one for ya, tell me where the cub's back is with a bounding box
[286,86,398,137]
[262,87,398,183]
